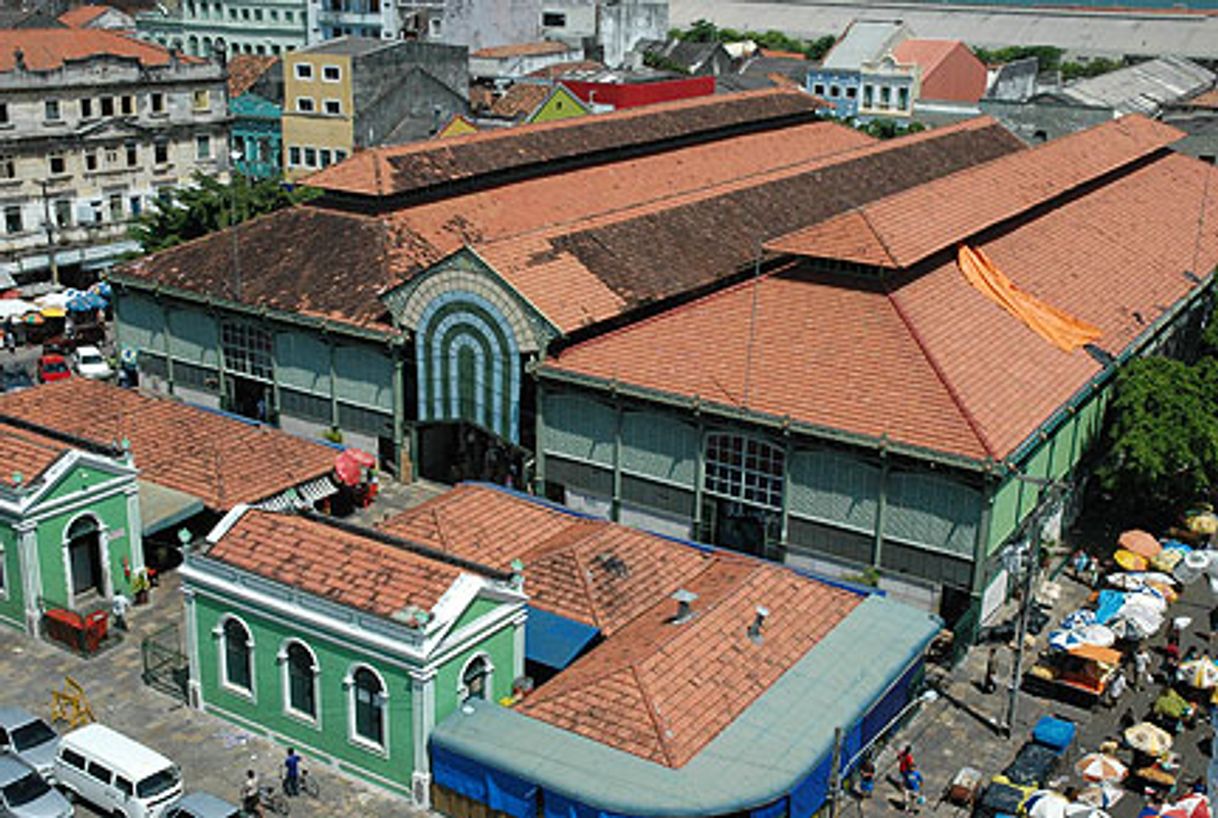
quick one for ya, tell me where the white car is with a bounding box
[73,346,113,380]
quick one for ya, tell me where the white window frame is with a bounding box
[278,639,321,728]
[703,432,785,511]
[196,134,212,160]
[295,97,315,113]
[213,614,257,702]
[457,652,494,704]
[294,62,314,80]
[343,664,389,756]
[322,98,342,115]
[321,64,341,82]
[0,543,7,600]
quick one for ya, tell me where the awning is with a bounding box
[254,476,338,512]
[140,480,205,537]
[525,606,599,670]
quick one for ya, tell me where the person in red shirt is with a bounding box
[899,746,915,776]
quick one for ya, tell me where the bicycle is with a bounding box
[259,782,290,816]
[283,768,320,799]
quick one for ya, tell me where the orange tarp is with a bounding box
[1069,644,1123,666]
[957,245,1102,353]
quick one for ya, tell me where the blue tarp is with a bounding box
[526,606,600,670]
[434,745,538,818]
[1095,590,1126,625]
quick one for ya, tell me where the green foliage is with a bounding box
[970,45,1063,73]
[128,172,319,254]
[1060,57,1124,81]
[845,566,882,587]
[1098,356,1218,519]
[854,118,927,140]
[642,51,690,74]
[672,19,836,60]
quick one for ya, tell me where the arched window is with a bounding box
[351,667,385,748]
[461,655,491,703]
[284,642,317,720]
[222,618,253,692]
[66,514,104,598]
[704,433,785,510]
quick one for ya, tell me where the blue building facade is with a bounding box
[231,93,283,179]
[806,69,862,118]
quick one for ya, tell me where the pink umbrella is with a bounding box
[1119,529,1162,558]
[334,448,376,486]
[1163,795,1211,818]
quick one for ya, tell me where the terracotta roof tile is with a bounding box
[58,5,112,27]
[208,510,463,617]
[489,82,552,119]
[381,484,861,767]
[0,28,199,71]
[548,148,1218,462]
[766,115,1184,269]
[471,40,570,59]
[304,88,825,197]
[526,59,604,79]
[0,379,336,507]
[227,54,277,98]
[0,422,69,487]
[122,119,873,329]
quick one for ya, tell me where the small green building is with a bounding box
[0,419,145,636]
[179,506,527,802]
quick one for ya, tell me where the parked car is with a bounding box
[72,345,112,380]
[35,354,70,384]
[166,792,239,818]
[0,708,59,780]
[54,724,182,818]
[0,754,71,818]
[0,368,33,394]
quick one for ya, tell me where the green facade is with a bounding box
[0,448,142,636]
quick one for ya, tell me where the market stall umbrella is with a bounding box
[334,448,376,486]
[1115,549,1149,571]
[1048,628,1087,652]
[1163,795,1212,818]
[1179,658,1218,690]
[1078,784,1124,809]
[0,298,35,320]
[1027,791,1070,818]
[1124,722,1172,756]
[1154,688,1192,720]
[1076,753,1128,783]
[1077,624,1116,647]
[1061,609,1098,630]
[1065,802,1111,818]
[1189,512,1218,536]
[66,291,105,312]
[1120,530,1163,558]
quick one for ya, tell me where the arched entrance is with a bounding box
[417,421,529,487]
[66,516,105,602]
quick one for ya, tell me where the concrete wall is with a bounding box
[600,0,669,67]
[351,42,468,147]
[979,98,1113,143]
[436,0,541,51]
[137,0,308,57]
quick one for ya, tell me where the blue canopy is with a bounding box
[525,606,599,670]
[67,291,106,312]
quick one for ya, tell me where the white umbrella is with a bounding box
[1077,624,1116,647]
[1027,790,1070,818]
[1065,802,1110,818]
[1049,628,1087,652]
[0,299,35,319]
[1076,753,1128,783]
[34,291,69,309]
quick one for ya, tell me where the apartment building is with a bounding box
[137,0,309,58]
[0,29,228,284]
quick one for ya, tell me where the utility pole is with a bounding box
[39,180,58,288]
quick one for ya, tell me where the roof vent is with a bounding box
[669,588,698,625]
[748,605,770,645]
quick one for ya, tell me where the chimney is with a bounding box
[747,605,770,644]
[669,588,698,625]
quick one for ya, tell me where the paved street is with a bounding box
[862,564,1216,818]
[0,571,427,818]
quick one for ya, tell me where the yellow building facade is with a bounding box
[281,51,354,181]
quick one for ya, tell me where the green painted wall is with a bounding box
[788,450,880,533]
[194,593,416,788]
[451,597,500,634]
[35,490,136,609]
[544,393,615,467]
[434,626,516,720]
[528,87,588,123]
[0,524,23,628]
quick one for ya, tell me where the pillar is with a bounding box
[17,521,40,637]
[181,587,204,709]
[512,610,527,681]
[409,669,436,808]
[391,342,406,479]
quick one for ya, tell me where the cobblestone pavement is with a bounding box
[862,563,1216,818]
[0,571,428,818]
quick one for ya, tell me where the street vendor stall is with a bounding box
[1027,645,1122,706]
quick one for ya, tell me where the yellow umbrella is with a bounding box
[1114,549,1149,571]
[1152,549,1185,572]
[1179,659,1218,690]
[1189,513,1218,535]
[1119,530,1162,558]
[1124,721,1172,756]
[39,306,65,318]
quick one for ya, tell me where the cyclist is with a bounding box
[284,748,301,797]
[242,769,263,817]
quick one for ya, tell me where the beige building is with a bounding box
[0,29,228,285]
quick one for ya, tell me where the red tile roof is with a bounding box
[547,147,1218,462]
[227,54,278,98]
[489,82,551,119]
[892,39,986,102]
[471,40,571,59]
[0,379,337,508]
[0,422,68,488]
[0,28,196,71]
[121,119,874,329]
[379,484,861,766]
[304,88,824,198]
[526,59,604,79]
[766,116,1183,269]
[58,5,112,27]
[208,510,463,617]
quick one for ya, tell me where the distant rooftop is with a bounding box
[1058,55,1215,116]
[295,35,390,57]
[822,19,907,70]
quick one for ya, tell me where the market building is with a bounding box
[108,89,1218,634]
[0,29,228,285]
[0,417,143,636]
[179,503,528,802]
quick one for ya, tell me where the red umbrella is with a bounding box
[1163,795,1211,818]
[334,448,376,486]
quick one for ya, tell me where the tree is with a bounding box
[1097,356,1218,522]
[129,172,318,254]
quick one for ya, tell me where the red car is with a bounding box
[37,353,71,383]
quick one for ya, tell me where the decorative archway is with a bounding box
[63,513,108,606]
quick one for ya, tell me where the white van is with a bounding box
[53,724,183,818]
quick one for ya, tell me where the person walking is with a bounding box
[898,746,915,777]
[111,592,131,632]
[283,748,301,797]
[857,756,876,800]
[982,647,1000,694]
[902,763,924,813]
[1135,647,1153,690]
[1106,670,1128,708]
[241,770,262,817]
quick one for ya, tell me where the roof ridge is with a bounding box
[629,662,678,767]
[886,284,998,458]
[855,207,900,268]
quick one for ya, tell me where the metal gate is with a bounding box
[141,623,189,702]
